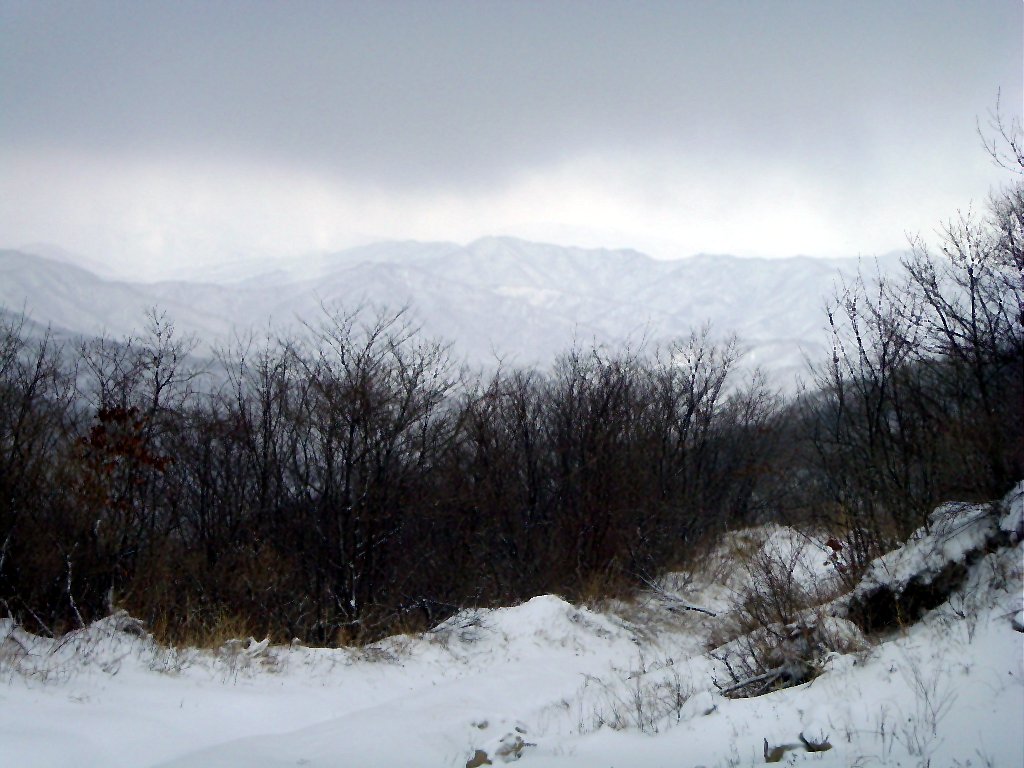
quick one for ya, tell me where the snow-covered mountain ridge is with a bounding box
[1,239,904,382]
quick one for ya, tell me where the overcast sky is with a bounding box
[1,0,1021,277]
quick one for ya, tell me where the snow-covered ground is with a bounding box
[2,488,1022,768]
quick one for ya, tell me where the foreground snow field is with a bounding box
[2,487,1022,768]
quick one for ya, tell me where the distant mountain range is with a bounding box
[0,238,904,386]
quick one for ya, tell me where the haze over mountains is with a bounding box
[1,238,903,384]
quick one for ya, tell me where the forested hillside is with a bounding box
[1,132,1020,647]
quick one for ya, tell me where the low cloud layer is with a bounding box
[1,1,1020,275]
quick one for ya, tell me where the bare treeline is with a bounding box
[795,118,1024,572]
[0,309,783,643]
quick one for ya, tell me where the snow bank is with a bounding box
[711,524,836,585]
[425,595,630,659]
[845,483,1023,632]
[1,488,1021,768]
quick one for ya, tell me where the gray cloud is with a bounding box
[1,0,1021,271]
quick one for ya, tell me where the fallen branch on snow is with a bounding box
[638,574,718,617]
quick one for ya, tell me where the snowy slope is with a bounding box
[2,240,902,382]
[2,487,1021,768]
